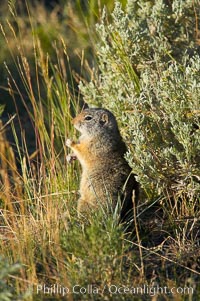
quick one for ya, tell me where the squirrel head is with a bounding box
[72,108,119,138]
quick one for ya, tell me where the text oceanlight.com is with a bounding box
[36,284,194,297]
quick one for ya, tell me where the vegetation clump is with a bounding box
[0,0,199,300]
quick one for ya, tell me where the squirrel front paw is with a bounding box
[66,153,77,163]
[66,138,72,147]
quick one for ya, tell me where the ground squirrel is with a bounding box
[66,108,139,221]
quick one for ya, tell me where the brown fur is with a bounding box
[66,108,139,220]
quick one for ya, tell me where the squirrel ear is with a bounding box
[100,113,109,126]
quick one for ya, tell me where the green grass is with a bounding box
[0,1,200,300]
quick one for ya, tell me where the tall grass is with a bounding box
[0,2,137,301]
[0,1,199,301]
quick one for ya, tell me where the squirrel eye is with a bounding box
[84,115,93,121]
